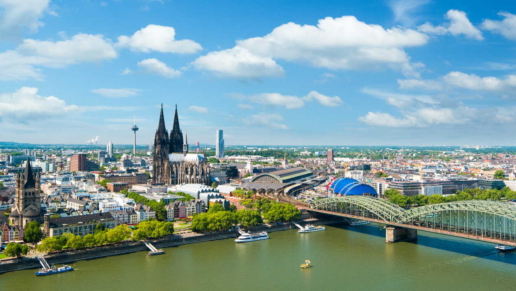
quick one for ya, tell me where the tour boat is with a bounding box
[300,260,312,269]
[495,245,516,252]
[35,265,74,276]
[295,223,325,233]
[350,220,370,226]
[235,230,269,243]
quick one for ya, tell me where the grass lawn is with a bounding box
[0,253,9,259]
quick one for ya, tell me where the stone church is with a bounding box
[152,105,211,185]
[9,157,44,229]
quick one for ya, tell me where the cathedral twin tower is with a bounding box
[152,105,210,185]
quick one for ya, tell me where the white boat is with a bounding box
[495,245,516,252]
[235,230,269,243]
[294,223,325,233]
[350,220,370,226]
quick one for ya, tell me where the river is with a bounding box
[1,223,515,291]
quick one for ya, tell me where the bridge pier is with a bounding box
[385,226,417,243]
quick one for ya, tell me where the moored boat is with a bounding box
[300,260,312,269]
[350,220,370,226]
[495,245,516,252]
[35,265,74,276]
[235,230,269,243]
[297,224,325,233]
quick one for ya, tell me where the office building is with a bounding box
[70,154,87,172]
[216,130,224,158]
[327,149,334,163]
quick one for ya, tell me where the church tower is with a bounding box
[9,157,43,229]
[169,105,184,153]
[153,104,171,184]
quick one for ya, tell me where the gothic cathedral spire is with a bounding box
[153,104,171,183]
[170,104,184,153]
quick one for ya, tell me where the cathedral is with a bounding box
[9,157,44,229]
[152,105,211,185]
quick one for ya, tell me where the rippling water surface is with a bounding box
[1,223,515,291]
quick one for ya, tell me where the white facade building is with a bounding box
[216,129,224,158]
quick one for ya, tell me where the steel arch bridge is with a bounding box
[309,197,516,246]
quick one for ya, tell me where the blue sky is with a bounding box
[1,0,516,146]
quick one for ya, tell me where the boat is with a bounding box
[350,220,370,226]
[35,265,74,276]
[495,245,516,252]
[235,230,269,243]
[300,260,312,269]
[294,223,325,233]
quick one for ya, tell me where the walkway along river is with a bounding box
[1,223,516,291]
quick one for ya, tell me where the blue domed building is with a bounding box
[329,178,377,196]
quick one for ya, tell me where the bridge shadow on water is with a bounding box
[324,220,516,265]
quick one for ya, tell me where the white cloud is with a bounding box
[192,46,284,79]
[359,89,476,127]
[243,113,289,130]
[117,24,202,54]
[194,15,427,78]
[0,87,78,122]
[137,58,181,78]
[91,88,141,98]
[122,68,132,75]
[303,91,343,107]
[249,93,305,109]
[237,104,253,110]
[18,33,118,63]
[0,0,53,39]
[389,0,431,25]
[0,33,117,80]
[443,71,516,91]
[482,12,516,40]
[397,79,444,91]
[418,10,483,40]
[188,105,208,114]
[236,91,343,109]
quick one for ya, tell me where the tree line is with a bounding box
[384,187,516,208]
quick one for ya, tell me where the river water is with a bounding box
[1,223,515,291]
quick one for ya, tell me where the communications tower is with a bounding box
[131,117,139,155]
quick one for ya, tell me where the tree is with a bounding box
[375,171,389,178]
[95,222,106,233]
[4,243,29,257]
[0,181,3,189]
[383,188,401,198]
[243,173,253,178]
[211,182,218,189]
[99,165,107,171]
[106,225,131,243]
[229,204,237,212]
[494,170,505,179]
[208,203,225,213]
[97,179,110,188]
[428,194,445,204]
[237,209,263,228]
[24,221,43,243]
[208,157,220,164]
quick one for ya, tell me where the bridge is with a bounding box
[307,196,516,246]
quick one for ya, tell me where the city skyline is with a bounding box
[2,1,516,146]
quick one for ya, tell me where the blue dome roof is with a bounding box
[331,178,377,196]
[331,178,358,193]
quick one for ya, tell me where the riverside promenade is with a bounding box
[0,218,327,275]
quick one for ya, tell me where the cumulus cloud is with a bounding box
[91,88,141,98]
[137,58,181,78]
[397,79,444,91]
[117,24,202,54]
[235,91,343,109]
[243,113,289,130]
[0,87,78,122]
[237,104,253,110]
[482,12,516,40]
[188,105,208,114]
[303,91,343,107]
[0,33,117,80]
[193,15,427,78]
[443,71,516,91]
[192,46,284,79]
[358,89,476,127]
[418,10,483,40]
[0,0,53,39]
[389,0,431,26]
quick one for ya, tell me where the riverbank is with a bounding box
[0,218,334,275]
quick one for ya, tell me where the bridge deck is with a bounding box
[308,209,516,247]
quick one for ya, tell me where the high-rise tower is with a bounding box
[169,105,184,153]
[131,117,139,155]
[216,129,224,158]
[107,141,114,157]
